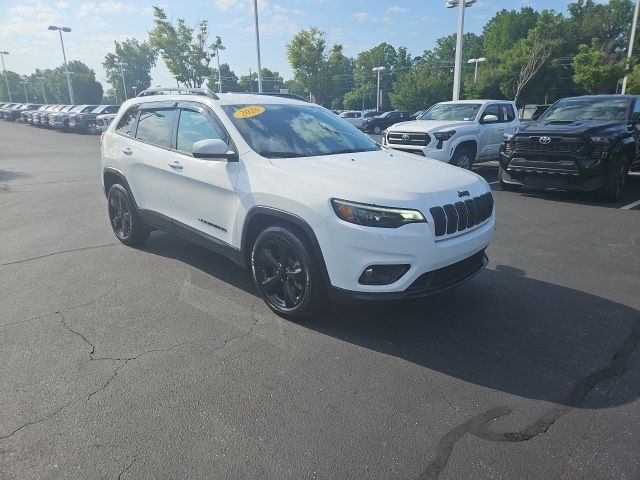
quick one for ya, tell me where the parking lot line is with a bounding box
[621,199,640,210]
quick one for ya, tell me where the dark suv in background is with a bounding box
[69,104,119,133]
[499,95,640,201]
[360,110,410,134]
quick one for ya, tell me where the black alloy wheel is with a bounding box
[107,184,150,245]
[251,226,325,320]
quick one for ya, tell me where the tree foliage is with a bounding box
[148,6,220,88]
[104,38,157,101]
[573,41,627,94]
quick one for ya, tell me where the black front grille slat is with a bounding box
[430,192,493,238]
[442,204,458,234]
[454,201,468,230]
[429,206,447,236]
[464,199,477,226]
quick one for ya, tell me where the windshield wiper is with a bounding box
[261,151,309,158]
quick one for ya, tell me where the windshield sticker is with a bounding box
[234,105,265,119]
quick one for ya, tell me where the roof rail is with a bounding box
[136,87,219,100]
[232,92,309,102]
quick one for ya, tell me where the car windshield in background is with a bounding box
[70,106,85,113]
[91,106,107,113]
[540,98,630,122]
[419,103,482,121]
[222,104,379,159]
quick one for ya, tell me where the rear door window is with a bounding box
[135,107,176,148]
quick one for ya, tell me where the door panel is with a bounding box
[165,107,239,247]
[478,104,502,159]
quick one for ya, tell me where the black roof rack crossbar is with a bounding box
[137,87,219,100]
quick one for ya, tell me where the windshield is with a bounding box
[540,98,630,122]
[70,106,86,113]
[222,104,379,159]
[419,103,482,121]
[91,105,107,113]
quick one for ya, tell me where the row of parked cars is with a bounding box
[0,102,119,133]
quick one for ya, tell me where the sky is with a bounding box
[0,0,605,91]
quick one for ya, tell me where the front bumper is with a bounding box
[499,146,608,191]
[316,211,494,295]
[329,249,488,302]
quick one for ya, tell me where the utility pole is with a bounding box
[0,51,12,102]
[447,0,476,100]
[372,67,385,111]
[253,0,263,92]
[622,0,640,94]
[467,57,486,85]
[20,81,28,102]
[116,61,128,100]
[214,44,226,93]
[38,77,47,103]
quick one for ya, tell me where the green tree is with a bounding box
[0,71,22,102]
[104,38,157,101]
[389,66,451,112]
[573,41,626,94]
[148,6,220,87]
[207,63,240,92]
[482,7,539,60]
[287,28,348,105]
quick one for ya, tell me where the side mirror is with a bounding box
[192,139,236,161]
[482,114,499,123]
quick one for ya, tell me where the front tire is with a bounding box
[251,225,325,320]
[107,184,150,245]
[373,125,382,134]
[597,155,629,202]
[450,146,474,169]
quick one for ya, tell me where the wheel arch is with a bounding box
[103,167,139,209]
[452,139,478,160]
[240,207,330,286]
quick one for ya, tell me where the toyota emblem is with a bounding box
[539,136,552,145]
[402,134,410,141]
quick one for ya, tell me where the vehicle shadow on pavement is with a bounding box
[140,233,639,409]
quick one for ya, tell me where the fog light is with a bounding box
[358,264,410,285]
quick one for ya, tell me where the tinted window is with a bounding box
[541,97,631,122]
[115,105,139,136]
[135,107,176,147]
[176,109,224,154]
[106,106,119,113]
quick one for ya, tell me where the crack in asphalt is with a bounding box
[419,317,640,480]
[0,243,119,267]
[117,458,136,479]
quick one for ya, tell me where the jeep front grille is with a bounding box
[387,132,430,146]
[429,192,493,237]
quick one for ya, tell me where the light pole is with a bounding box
[48,26,75,104]
[20,80,28,102]
[372,66,385,111]
[447,0,476,100]
[38,77,47,103]
[622,0,640,94]
[214,44,226,93]
[132,86,138,97]
[253,0,263,93]
[116,61,128,99]
[0,51,12,102]
[467,57,486,85]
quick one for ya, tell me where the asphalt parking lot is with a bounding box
[1,122,639,480]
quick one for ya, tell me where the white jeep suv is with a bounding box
[101,88,495,320]
[384,100,519,169]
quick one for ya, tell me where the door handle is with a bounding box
[122,147,133,155]
[168,160,183,170]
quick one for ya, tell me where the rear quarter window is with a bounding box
[115,106,139,136]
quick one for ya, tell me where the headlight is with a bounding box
[433,130,456,141]
[589,135,614,144]
[331,199,426,228]
[503,132,515,141]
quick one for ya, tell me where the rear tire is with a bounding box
[499,167,522,192]
[251,225,326,321]
[107,184,151,245]
[597,155,629,202]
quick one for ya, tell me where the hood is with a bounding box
[388,120,473,133]
[516,120,626,136]
[268,149,488,208]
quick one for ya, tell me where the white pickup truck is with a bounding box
[383,100,519,169]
